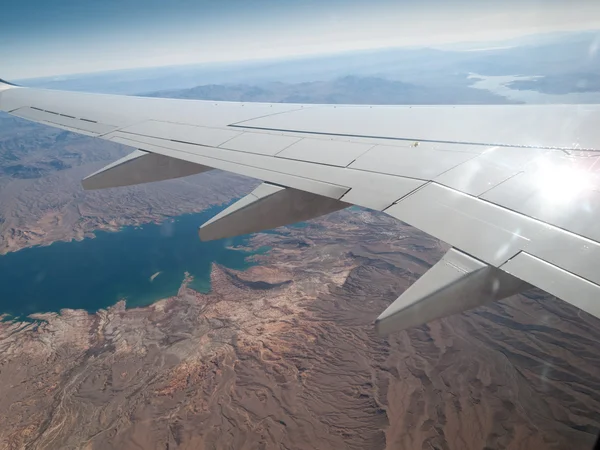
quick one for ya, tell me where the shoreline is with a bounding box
[0,209,258,319]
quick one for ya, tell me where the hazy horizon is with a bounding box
[2,0,600,79]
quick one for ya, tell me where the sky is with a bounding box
[2,0,600,79]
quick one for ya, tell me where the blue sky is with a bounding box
[2,0,599,79]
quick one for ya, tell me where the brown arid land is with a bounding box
[1,209,598,450]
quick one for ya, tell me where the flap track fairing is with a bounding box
[375,248,530,335]
[199,182,349,241]
[82,149,212,190]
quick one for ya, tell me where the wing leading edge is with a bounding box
[1,79,600,333]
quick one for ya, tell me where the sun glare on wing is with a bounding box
[535,158,595,204]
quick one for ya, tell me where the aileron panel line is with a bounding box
[120,120,241,148]
[219,132,301,156]
[11,106,117,135]
[276,138,373,167]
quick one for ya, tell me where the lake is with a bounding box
[0,205,259,318]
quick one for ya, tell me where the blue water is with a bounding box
[0,205,258,318]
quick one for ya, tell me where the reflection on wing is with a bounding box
[1,78,599,333]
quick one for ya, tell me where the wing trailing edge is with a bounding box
[82,149,212,190]
[199,182,349,241]
[375,248,530,335]
[0,78,18,86]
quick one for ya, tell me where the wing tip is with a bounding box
[0,78,19,87]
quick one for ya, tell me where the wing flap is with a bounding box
[501,252,600,319]
[386,183,529,266]
[481,154,600,243]
[385,182,600,287]
[433,156,520,196]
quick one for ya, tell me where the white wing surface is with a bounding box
[1,78,600,333]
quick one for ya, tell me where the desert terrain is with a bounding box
[1,60,600,448]
[1,209,598,449]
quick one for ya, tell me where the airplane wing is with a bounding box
[1,78,600,334]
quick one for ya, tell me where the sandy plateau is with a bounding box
[0,209,598,450]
